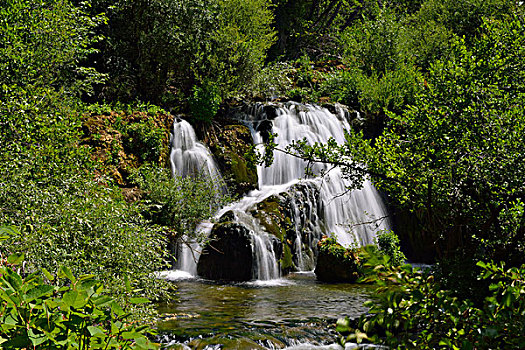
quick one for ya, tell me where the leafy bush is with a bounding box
[130,164,230,241]
[337,260,525,349]
[189,82,222,123]
[0,248,158,349]
[121,120,167,163]
[0,0,106,96]
[90,0,275,105]
[0,156,170,302]
[376,230,406,266]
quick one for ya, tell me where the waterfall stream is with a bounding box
[169,103,390,281]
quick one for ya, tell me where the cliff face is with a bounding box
[82,111,174,187]
[197,118,258,197]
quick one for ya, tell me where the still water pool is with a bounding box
[156,272,375,349]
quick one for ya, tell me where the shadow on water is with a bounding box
[156,272,375,349]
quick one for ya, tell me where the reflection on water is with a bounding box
[156,272,373,349]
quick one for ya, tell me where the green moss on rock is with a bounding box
[200,119,258,196]
[315,236,362,283]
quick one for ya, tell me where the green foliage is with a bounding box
[287,14,525,263]
[91,0,275,105]
[367,15,525,260]
[0,250,158,349]
[207,0,276,98]
[245,61,294,99]
[189,82,221,123]
[376,230,406,266]
[130,164,230,241]
[120,119,167,163]
[337,261,525,349]
[0,159,170,302]
[0,0,106,97]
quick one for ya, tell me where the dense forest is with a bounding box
[1,0,524,348]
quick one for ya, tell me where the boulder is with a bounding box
[199,119,258,196]
[314,237,361,283]
[197,217,254,281]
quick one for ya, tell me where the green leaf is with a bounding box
[111,302,125,317]
[62,290,88,309]
[42,268,55,282]
[0,226,18,241]
[58,266,76,283]
[87,325,106,337]
[129,297,150,304]
[92,295,113,307]
[24,285,54,302]
[336,318,352,335]
[28,328,47,346]
[7,253,25,265]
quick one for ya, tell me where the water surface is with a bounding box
[157,272,373,349]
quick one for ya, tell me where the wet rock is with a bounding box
[197,219,253,281]
[263,105,279,120]
[252,182,324,274]
[255,119,273,143]
[199,119,258,196]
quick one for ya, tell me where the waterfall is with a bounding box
[169,118,223,183]
[169,119,224,274]
[169,103,391,281]
[242,102,390,247]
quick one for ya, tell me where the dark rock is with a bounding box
[255,119,273,143]
[263,105,279,120]
[315,237,361,283]
[197,220,253,281]
[252,182,324,274]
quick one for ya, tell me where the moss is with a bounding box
[81,111,174,186]
[254,196,286,241]
[230,152,257,184]
[280,244,294,272]
[315,236,362,283]
[201,119,258,195]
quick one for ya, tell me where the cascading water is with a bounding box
[170,103,390,281]
[169,119,225,275]
[245,103,390,247]
[169,118,224,182]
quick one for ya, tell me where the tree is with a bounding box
[287,14,525,263]
[90,0,275,107]
[0,0,106,96]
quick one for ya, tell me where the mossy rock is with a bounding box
[82,111,174,186]
[314,236,362,283]
[198,118,258,196]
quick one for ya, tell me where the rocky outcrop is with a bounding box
[197,212,254,281]
[198,118,258,196]
[82,111,174,186]
[251,181,324,274]
[314,237,361,283]
[197,181,325,281]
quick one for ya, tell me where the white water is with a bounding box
[169,103,390,281]
[169,119,224,274]
[169,118,223,183]
[243,103,390,247]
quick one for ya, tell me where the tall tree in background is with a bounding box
[88,0,275,108]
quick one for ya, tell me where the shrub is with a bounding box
[130,164,230,241]
[0,159,170,302]
[0,247,158,349]
[337,260,525,349]
[188,82,222,123]
[376,230,406,266]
